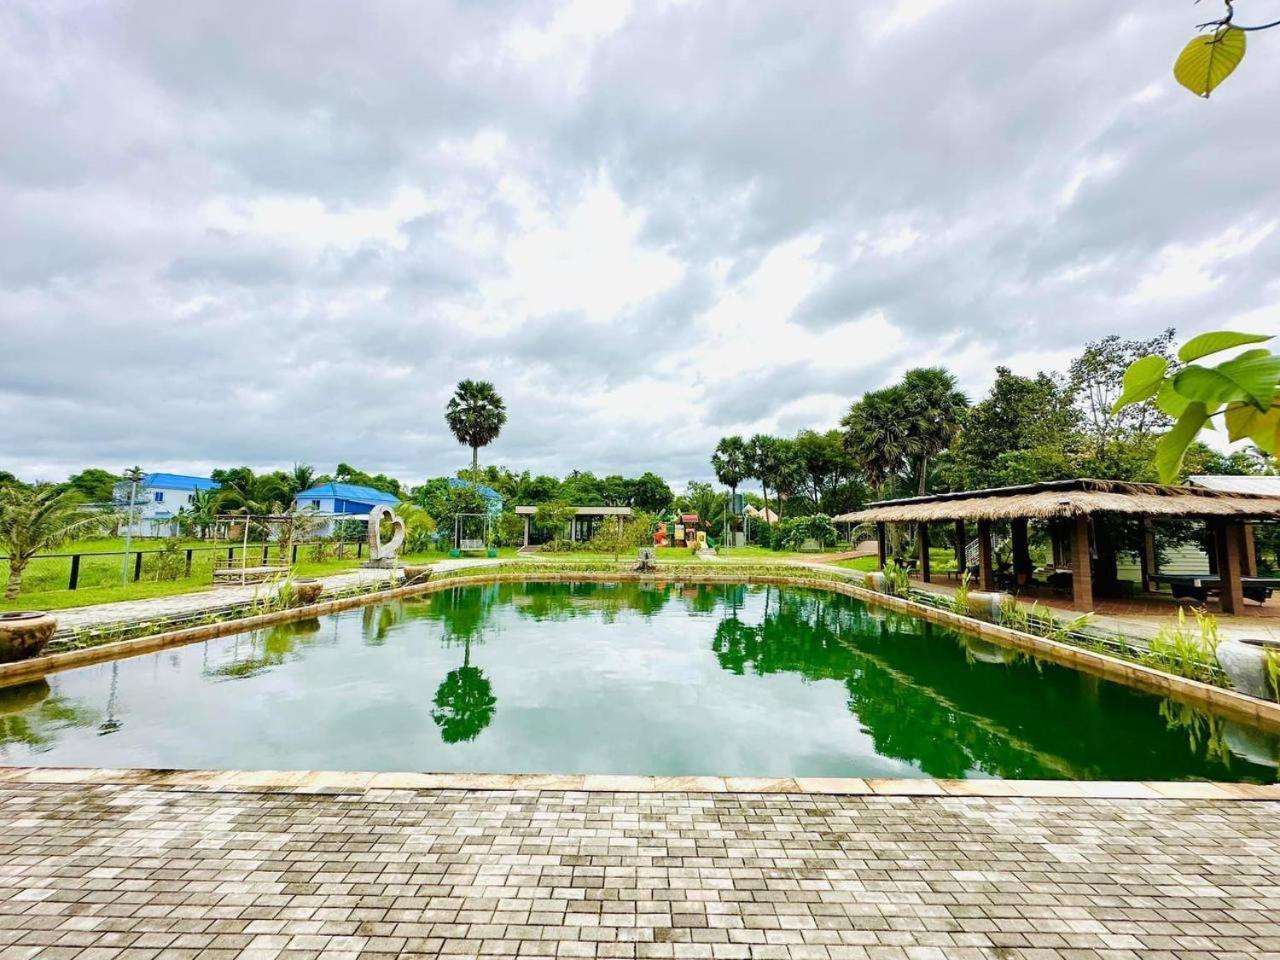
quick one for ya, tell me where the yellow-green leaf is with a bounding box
[1111,355,1168,413]
[1154,379,1191,420]
[1225,394,1280,454]
[1157,403,1209,483]
[1172,349,1280,409]
[1174,27,1246,98]
[1178,330,1273,362]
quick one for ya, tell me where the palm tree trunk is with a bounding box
[5,559,23,600]
[472,447,480,487]
[917,455,929,496]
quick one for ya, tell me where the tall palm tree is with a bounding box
[900,367,969,495]
[0,484,104,599]
[841,386,912,499]
[445,380,508,486]
[747,434,779,530]
[711,436,749,514]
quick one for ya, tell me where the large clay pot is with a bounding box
[292,579,323,605]
[0,611,57,663]
[402,565,433,585]
[1215,638,1280,701]
[966,591,1007,622]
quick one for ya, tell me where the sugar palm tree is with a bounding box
[0,484,105,600]
[711,436,749,537]
[747,434,779,530]
[445,380,508,486]
[841,386,911,499]
[900,367,968,495]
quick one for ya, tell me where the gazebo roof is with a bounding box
[835,478,1280,524]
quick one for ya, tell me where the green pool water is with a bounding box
[1,581,1276,781]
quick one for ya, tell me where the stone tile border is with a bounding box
[1,765,1276,799]
[4,567,1280,732]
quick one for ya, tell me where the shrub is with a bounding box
[1144,607,1220,684]
[776,514,838,551]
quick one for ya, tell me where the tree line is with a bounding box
[712,329,1276,530]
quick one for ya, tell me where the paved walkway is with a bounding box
[53,559,506,632]
[1,777,1278,959]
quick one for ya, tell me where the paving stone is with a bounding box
[0,783,1277,959]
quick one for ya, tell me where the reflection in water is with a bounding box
[0,581,1276,780]
[0,679,99,755]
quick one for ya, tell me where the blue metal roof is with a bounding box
[446,477,503,501]
[143,473,220,491]
[295,482,400,505]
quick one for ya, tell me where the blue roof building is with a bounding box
[294,482,400,514]
[113,473,220,537]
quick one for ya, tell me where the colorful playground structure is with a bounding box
[654,513,708,550]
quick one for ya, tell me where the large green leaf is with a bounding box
[1225,394,1280,455]
[1178,330,1273,362]
[1174,27,1246,98]
[1154,379,1191,420]
[1111,355,1168,412]
[1156,403,1209,483]
[1172,349,1280,409]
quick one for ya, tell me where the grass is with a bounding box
[833,548,957,574]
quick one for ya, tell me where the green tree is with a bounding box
[289,463,317,495]
[939,367,1081,490]
[1,484,105,599]
[64,468,120,503]
[747,434,783,527]
[445,380,508,486]
[629,472,674,513]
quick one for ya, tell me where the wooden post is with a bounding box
[184,549,193,578]
[917,522,931,583]
[1069,514,1093,612]
[1139,519,1157,592]
[68,554,80,591]
[133,551,143,582]
[1241,523,1258,578]
[953,519,966,577]
[1213,519,1245,615]
[1011,518,1031,587]
[876,522,887,569]
[977,520,996,591]
[261,544,269,564]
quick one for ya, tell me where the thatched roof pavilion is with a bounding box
[835,479,1280,613]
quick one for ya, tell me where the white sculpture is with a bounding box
[367,504,406,563]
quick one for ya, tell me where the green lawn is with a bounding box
[832,548,958,574]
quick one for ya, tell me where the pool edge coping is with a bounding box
[1,765,1276,801]
[4,567,1280,733]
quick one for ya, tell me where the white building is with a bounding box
[114,473,220,537]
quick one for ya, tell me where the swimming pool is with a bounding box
[1,581,1276,781]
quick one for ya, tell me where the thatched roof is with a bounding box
[834,478,1280,524]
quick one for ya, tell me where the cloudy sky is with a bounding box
[3,0,1278,488]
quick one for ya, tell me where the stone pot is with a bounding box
[965,591,1007,622]
[402,565,433,585]
[291,579,324,606]
[1215,638,1280,701]
[0,611,58,663]
[865,572,887,592]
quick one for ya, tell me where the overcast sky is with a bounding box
[3,0,1278,488]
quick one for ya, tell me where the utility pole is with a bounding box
[120,466,145,587]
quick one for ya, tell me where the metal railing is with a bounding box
[3,540,366,591]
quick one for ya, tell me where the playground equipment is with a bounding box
[654,513,708,548]
[454,513,491,553]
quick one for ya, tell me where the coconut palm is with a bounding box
[0,484,105,599]
[181,488,219,539]
[289,463,317,496]
[445,380,508,486]
[900,367,969,495]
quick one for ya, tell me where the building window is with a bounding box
[311,499,321,510]
[154,491,164,503]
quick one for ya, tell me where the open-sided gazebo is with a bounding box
[836,478,1280,613]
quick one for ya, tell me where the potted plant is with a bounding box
[0,611,58,663]
[1216,637,1280,702]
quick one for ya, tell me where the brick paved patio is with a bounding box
[2,777,1279,959]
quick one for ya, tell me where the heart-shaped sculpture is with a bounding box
[367,504,406,561]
